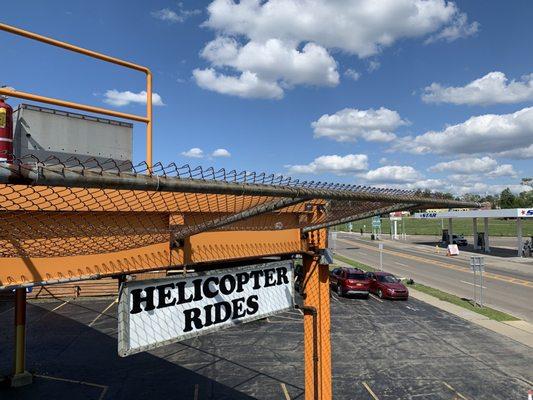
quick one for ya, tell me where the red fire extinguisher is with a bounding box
[0,94,13,163]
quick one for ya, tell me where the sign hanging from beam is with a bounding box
[118,261,294,356]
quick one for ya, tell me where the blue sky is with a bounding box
[2,1,532,196]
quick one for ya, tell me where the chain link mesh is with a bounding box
[0,155,475,259]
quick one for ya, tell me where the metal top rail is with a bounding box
[0,22,153,166]
[0,155,480,208]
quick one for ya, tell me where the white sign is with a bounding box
[470,256,485,272]
[118,261,294,356]
[378,243,384,250]
[415,212,438,219]
[447,244,460,256]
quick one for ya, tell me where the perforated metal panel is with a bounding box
[13,104,132,166]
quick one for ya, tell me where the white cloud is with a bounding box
[486,164,517,178]
[151,8,183,22]
[422,72,533,105]
[212,148,231,157]
[429,157,517,180]
[151,7,201,23]
[450,183,531,196]
[312,107,408,143]
[103,90,164,107]
[392,180,530,196]
[286,154,368,175]
[359,165,422,183]
[200,37,339,87]
[204,0,475,57]
[425,12,479,44]
[429,156,497,173]
[344,69,360,81]
[394,106,533,157]
[192,68,283,99]
[181,148,204,158]
[368,60,381,72]
[405,179,447,191]
[496,144,533,159]
[197,0,476,98]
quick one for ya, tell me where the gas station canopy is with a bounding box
[414,208,533,219]
[414,208,532,257]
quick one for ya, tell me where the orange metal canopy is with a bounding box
[0,158,477,290]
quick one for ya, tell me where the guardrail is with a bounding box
[0,22,153,166]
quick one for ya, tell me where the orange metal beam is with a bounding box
[184,229,302,264]
[0,242,173,289]
[0,229,306,289]
[0,22,153,166]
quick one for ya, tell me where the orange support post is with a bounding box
[302,229,332,400]
[10,288,32,387]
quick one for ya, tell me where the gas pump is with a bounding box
[477,232,485,250]
[441,229,449,245]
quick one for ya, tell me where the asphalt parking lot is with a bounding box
[1,291,532,399]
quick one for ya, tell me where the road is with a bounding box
[333,232,533,322]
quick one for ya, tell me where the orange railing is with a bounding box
[0,23,153,166]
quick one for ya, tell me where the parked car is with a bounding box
[330,267,370,297]
[451,234,468,246]
[441,231,468,246]
[366,271,409,300]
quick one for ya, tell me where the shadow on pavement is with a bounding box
[0,300,302,400]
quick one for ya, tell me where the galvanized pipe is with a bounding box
[0,164,478,208]
[172,197,307,241]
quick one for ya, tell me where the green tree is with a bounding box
[499,188,516,208]
[516,189,533,207]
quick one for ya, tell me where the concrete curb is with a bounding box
[333,257,533,348]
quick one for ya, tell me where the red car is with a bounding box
[366,271,409,300]
[330,267,370,297]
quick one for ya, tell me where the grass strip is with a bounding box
[333,254,519,322]
[333,254,376,272]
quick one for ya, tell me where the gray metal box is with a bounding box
[13,104,133,167]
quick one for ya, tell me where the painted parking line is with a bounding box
[362,381,380,400]
[29,301,69,325]
[34,374,109,400]
[0,306,14,317]
[280,383,291,400]
[50,301,69,312]
[338,238,533,288]
[442,381,470,400]
[331,294,341,304]
[88,300,116,328]
[460,280,487,289]
[369,294,384,303]
[270,315,303,322]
